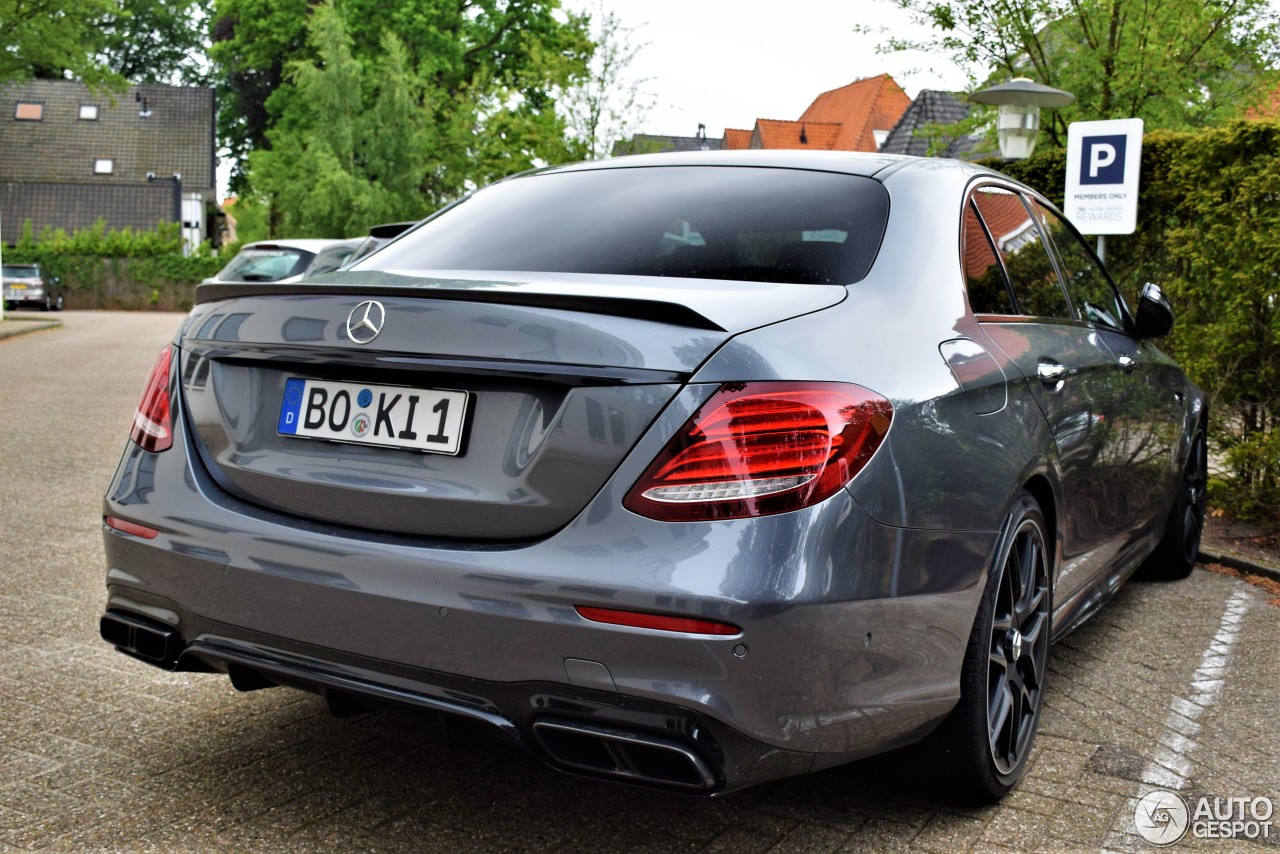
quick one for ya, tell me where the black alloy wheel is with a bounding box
[986,512,1051,778]
[932,491,1051,803]
[1139,424,1207,580]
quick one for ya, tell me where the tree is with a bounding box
[0,0,117,84]
[211,0,592,198]
[559,1,655,160]
[96,0,211,85]
[882,0,1280,144]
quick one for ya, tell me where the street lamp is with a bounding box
[969,77,1074,160]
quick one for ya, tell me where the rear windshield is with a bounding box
[216,248,315,282]
[359,166,889,285]
[2,265,39,278]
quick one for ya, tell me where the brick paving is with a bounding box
[1,312,1277,852]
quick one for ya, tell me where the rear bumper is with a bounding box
[101,396,995,792]
[4,287,44,305]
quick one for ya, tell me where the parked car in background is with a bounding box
[102,151,1205,804]
[3,262,63,311]
[344,221,419,267]
[202,238,362,285]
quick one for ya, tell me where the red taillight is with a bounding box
[624,382,892,521]
[574,606,741,636]
[130,345,174,453]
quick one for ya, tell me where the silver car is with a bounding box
[3,262,63,311]
[101,151,1206,802]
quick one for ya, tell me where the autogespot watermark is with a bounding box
[1134,789,1274,846]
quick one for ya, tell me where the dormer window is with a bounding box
[14,102,43,121]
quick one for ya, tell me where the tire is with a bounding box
[1137,424,1207,581]
[933,491,1052,803]
[53,294,64,311]
[41,294,51,312]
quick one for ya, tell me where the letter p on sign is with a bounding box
[1080,134,1126,184]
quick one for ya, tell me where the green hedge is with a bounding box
[992,121,1280,520]
[5,219,224,310]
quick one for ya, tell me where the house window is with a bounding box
[94,158,114,175]
[14,102,43,121]
[79,104,99,121]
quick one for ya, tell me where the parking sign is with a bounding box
[1065,119,1143,234]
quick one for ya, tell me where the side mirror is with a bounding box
[1134,282,1174,339]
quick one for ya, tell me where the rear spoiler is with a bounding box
[194,279,726,332]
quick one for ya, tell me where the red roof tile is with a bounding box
[750,119,842,150]
[798,74,912,151]
[1245,82,1280,119]
[723,128,753,149]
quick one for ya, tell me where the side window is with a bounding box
[971,187,1072,320]
[1029,201,1126,330]
[961,199,1016,314]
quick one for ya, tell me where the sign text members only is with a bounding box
[1065,118,1144,235]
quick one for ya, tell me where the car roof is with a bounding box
[530,149,998,181]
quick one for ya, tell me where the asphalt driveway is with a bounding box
[1,312,1276,852]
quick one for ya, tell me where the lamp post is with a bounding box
[969,77,1075,160]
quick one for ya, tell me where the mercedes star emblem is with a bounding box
[346,300,385,344]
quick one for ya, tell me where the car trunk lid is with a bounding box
[180,273,844,540]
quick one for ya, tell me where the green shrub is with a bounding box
[7,219,224,311]
[990,122,1280,522]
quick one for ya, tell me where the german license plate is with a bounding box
[277,377,469,455]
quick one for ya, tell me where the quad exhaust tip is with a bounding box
[532,719,718,791]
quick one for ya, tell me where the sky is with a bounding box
[584,0,972,140]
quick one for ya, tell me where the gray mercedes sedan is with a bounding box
[101,151,1206,802]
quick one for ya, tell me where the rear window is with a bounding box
[2,265,39,278]
[216,248,315,282]
[359,166,890,285]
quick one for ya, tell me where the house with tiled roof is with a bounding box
[0,80,215,250]
[1244,80,1280,120]
[796,74,912,150]
[611,123,725,156]
[719,74,910,152]
[880,90,987,158]
[619,74,912,156]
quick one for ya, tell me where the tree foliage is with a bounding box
[96,0,210,85]
[559,0,654,160]
[0,0,118,84]
[0,0,208,86]
[211,0,592,202]
[995,122,1280,519]
[883,0,1280,144]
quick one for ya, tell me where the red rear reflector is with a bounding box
[130,345,174,453]
[624,382,892,521]
[575,606,741,636]
[105,516,159,539]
